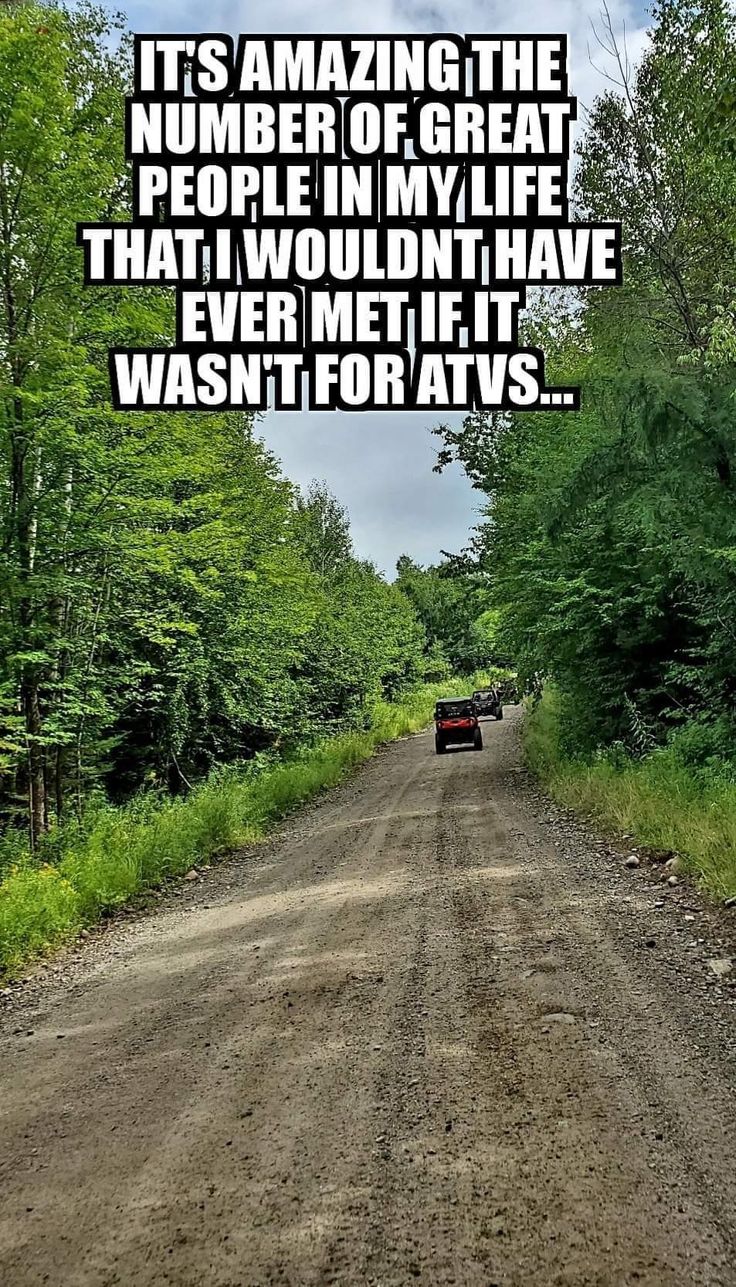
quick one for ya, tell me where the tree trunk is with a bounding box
[54,746,65,823]
[10,392,46,846]
[23,678,44,848]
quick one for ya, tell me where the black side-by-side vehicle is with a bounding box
[472,688,504,720]
[434,698,483,754]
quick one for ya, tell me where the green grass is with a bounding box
[0,679,471,977]
[525,689,736,902]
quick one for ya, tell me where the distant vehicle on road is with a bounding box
[472,688,504,720]
[434,697,483,754]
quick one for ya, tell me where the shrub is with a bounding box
[525,689,736,900]
[0,865,81,973]
[0,679,470,976]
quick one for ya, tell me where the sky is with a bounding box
[120,0,650,575]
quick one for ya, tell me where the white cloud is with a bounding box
[127,0,650,105]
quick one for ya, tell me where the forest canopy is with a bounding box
[434,0,736,765]
[0,2,454,850]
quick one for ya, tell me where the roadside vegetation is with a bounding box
[0,681,479,976]
[433,0,736,898]
[526,690,736,900]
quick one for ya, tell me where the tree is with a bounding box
[395,556,500,673]
[293,481,354,577]
[0,2,131,840]
[432,0,736,753]
[0,3,433,849]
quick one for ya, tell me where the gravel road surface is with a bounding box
[2,708,736,1286]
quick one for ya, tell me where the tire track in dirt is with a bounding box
[1,713,735,1286]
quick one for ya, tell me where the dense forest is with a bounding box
[3,0,736,969]
[0,2,487,862]
[435,0,736,776]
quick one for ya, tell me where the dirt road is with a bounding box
[2,709,736,1287]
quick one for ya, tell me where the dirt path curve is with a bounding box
[2,708,736,1287]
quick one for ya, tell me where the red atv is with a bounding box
[434,698,483,754]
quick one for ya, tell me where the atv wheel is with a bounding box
[473,730,483,751]
[435,735,445,755]
[496,709,504,720]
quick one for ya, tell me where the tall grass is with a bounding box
[525,689,736,901]
[0,679,470,976]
